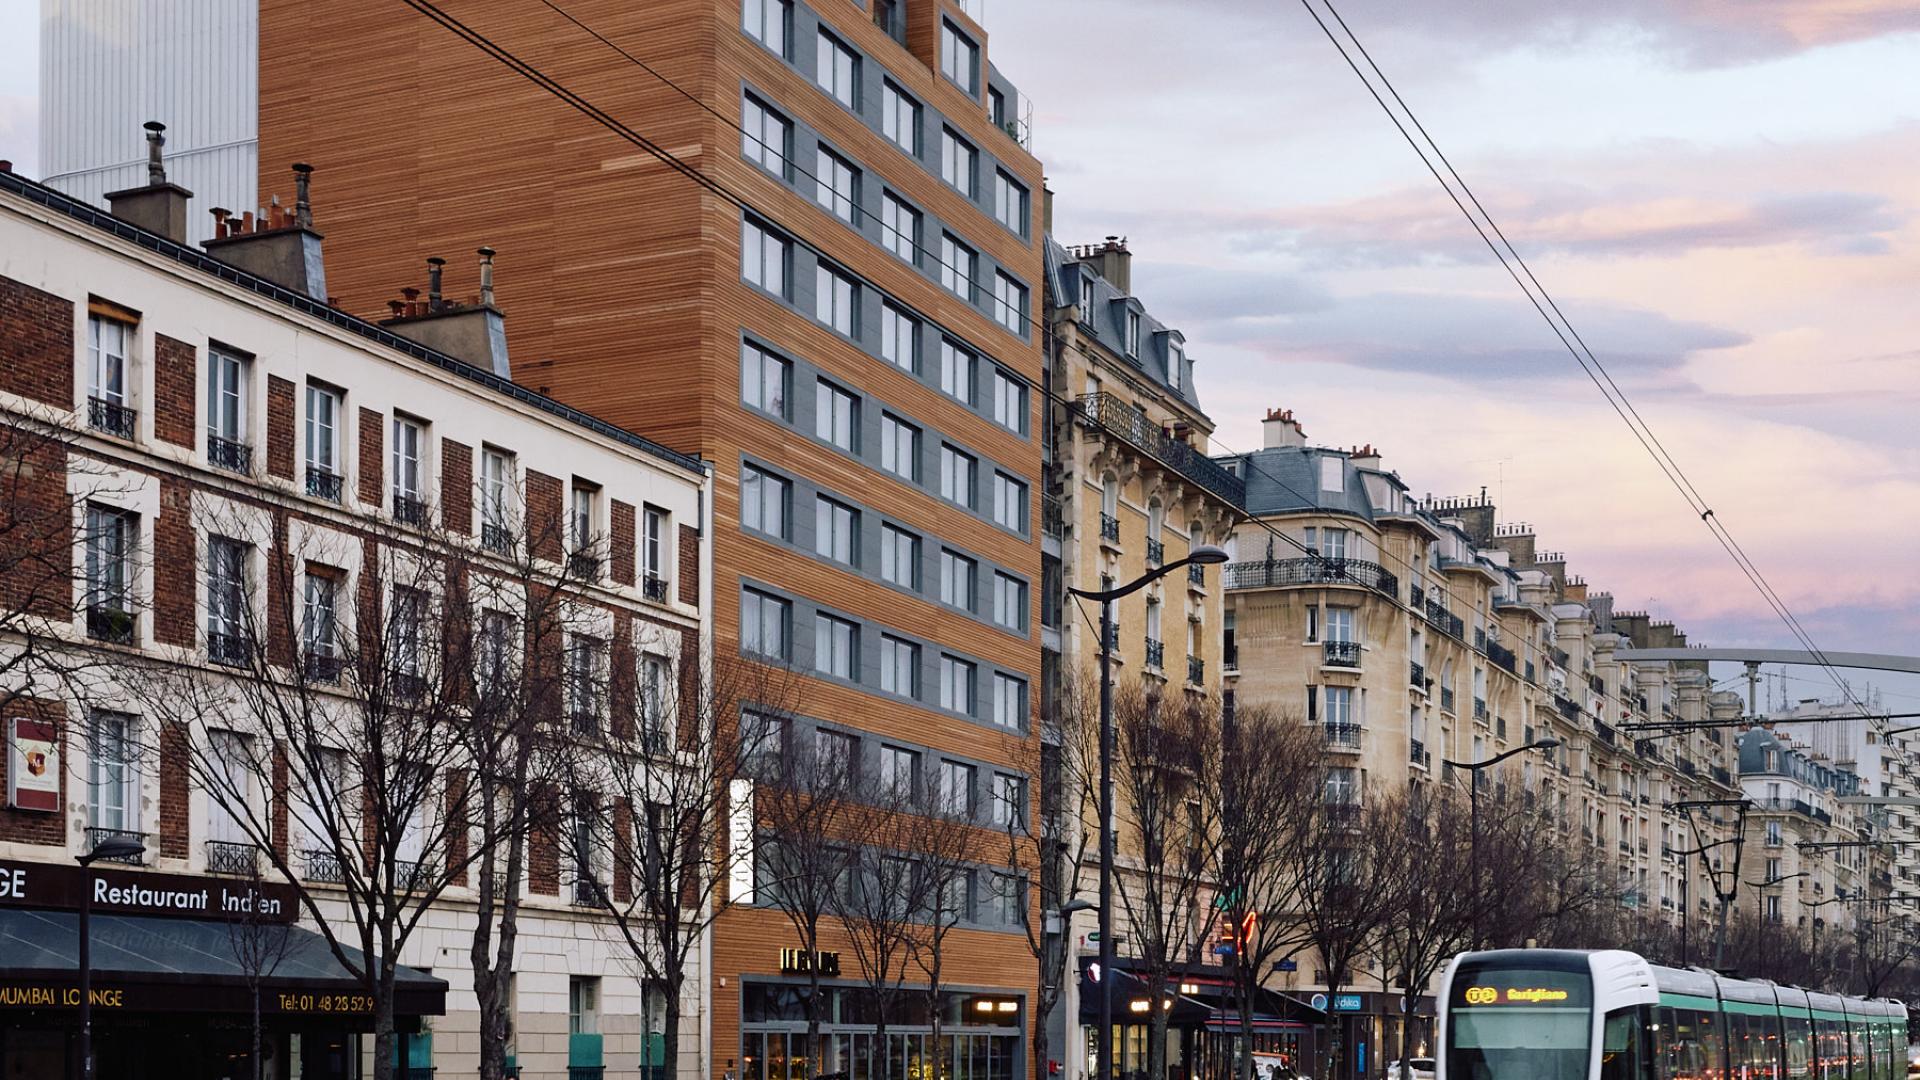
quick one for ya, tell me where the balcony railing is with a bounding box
[1187,563,1205,587]
[1323,640,1361,668]
[87,605,136,645]
[1496,716,1507,739]
[1557,696,1580,722]
[1596,721,1617,747]
[306,467,344,502]
[89,396,137,439]
[1474,627,1487,651]
[208,631,252,667]
[569,551,602,579]
[1227,558,1399,599]
[1323,723,1362,749]
[85,827,146,865]
[304,848,346,883]
[1409,740,1431,768]
[1075,393,1246,507]
[305,651,345,684]
[1146,538,1164,565]
[1473,698,1488,722]
[1440,686,1455,713]
[1187,655,1204,685]
[1486,641,1516,674]
[572,879,607,907]
[1144,638,1165,669]
[1422,598,1465,639]
[206,839,259,876]
[1223,643,1238,670]
[1100,513,1120,543]
[569,1068,607,1080]
[482,521,514,555]
[208,435,252,474]
[1409,661,1425,688]
[1409,583,1425,607]
[393,859,425,891]
[393,494,429,527]
[643,574,670,603]
[1042,495,1064,540]
[1322,801,1362,828]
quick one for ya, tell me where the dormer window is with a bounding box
[1079,276,1095,325]
[1168,341,1185,392]
[1125,311,1141,357]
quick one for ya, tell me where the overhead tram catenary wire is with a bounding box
[1295,0,1869,716]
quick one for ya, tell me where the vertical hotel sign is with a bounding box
[7,718,59,812]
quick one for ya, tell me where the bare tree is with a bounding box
[225,857,296,1080]
[1004,671,1099,1080]
[1292,783,1402,1080]
[833,791,936,1080]
[560,646,804,1080]
[1109,683,1223,1080]
[1211,704,1322,1080]
[122,493,605,1080]
[903,778,990,1078]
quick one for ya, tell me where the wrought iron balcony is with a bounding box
[87,604,136,645]
[1551,647,1570,669]
[1409,661,1425,688]
[1146,538,1164,565]
[1074,393,1246,507]
[1473,627,1487,651]
[572,879,608,907]
[1409,740,1431,768]
[1440,687,1455,713]
[569,1068,606,1080]
[1422,597,1465,639]
[1187,563,1205,586]
[1226,557,1399,599]
[1588,673,1606,695]
[1323,723,1362,749]
[206,839,259,876]
[643,574,670,602]
[1473,698,1488,722]
[1409,583,1424,607]
[1323,640,1361,668]
[1496,716,1507,740]
[1557,696,1580,722]
[1144,638,1164,669]
[208,435,252,474]
[393,494,429,527]
[85,827,146,865]
[393,859,425,891]
[88,396,137,440]
[208,631,252,667]
[482,521,514,555]
[569,550,602,579]
[1100,513,1120,543]
[1187,655,1204,685]
[1596,721,1617,747]
[304,848,346,883]
[1042,495,1064,540]
[306,467,344,502]
[389,671,427,700]
[304,651,345,684]
[1486,641,1516,674]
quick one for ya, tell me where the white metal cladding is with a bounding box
[39,0,258,242]
[1588,950,1659,1013]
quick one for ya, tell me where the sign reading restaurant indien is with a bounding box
[0,859,298,922]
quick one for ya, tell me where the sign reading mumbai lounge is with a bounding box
[0,859,297,923]
[6,718,59,812]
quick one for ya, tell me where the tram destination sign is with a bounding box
[0,859,297,923]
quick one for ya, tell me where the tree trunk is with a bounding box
[662,972,684,1080]
[373,969,398,1080]
[1398,986,1416,1080]
[875,1012,890,1080]
[252,983,264,1080]
[806,965,824,1080]
[1148,1004,1170,1080]
[1235,973,1257,1080]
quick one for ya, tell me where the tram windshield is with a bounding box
[1445,962,1593,1080]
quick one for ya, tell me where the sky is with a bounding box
[977,0,1920,708]
[1,1,1916,709]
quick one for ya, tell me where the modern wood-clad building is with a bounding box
[253,1,1049,1077]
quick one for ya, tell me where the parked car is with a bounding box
[1385,1060,1436,1080]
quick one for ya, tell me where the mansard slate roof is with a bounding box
[1219,445,1381,521]
[1044,235,1204,414]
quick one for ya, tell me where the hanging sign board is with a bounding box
[6,718,59,812]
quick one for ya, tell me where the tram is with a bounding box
[1436,948,1908,1080]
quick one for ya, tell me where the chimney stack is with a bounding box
[104,121,194,244]
[1087,235,1132,295]
[1350,443,1381,471]
[381,246,511,378]
[1262,407,1307,449]
[201,163,329,301]
[1042,181,1054,234]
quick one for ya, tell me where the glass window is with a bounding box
[880,524,920,589]
[567,633,608,728]
[742,93,790,175]
[940,444,975,507]
[992,272,1027,333]
[816,262,857,335]
[940,339,976,403]
[880,193,919,263]
[939,760,976,817]
[940,21,978,96]
[741,342,791,417]
[88,711,137,832]
[206,536,248,656]
[389,586,427,682]
[993,171,1028,236]
[207,348,247,446]
[741,464,790,538]
[302,571,338,663]
[879,745,919,796]
[1125,310,1141,357]
[991,773,1025,827]
[814,145,858,223]
[1169,342,1185,392]
[391,415,424,507]
[815,496,858,564]
[940,654,976,713]
[305,384,340,475]
[480,448,513,546]
[881,81,919,153]
[992,673,1024,729]
[815,380,859,452]
[939,549,976,609]
[84,504,134,626]
[742,0,789,56]
[571,482,598,554]
[990,369,1026,433]
[940,129,976,197]
[643,506,667,581]
[741,217,789,296]
[814,613,857,679]
[993,472,1027,532]
[1325,686,1353,727]
[815,29,859,107]
[742,588,790,659]
[880,413,920,482]
[940,233,976,300]
[993,573,1026,632]
[881,634,919,696]
[88,315,130,409]
[878,303,919,371]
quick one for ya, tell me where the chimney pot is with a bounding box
[426,257,446,306]
[0,160,11,173]
[477,246,497,308]
[143,121,167,185]
[291,163,315,228]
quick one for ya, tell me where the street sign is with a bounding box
[1277,960,1298,972]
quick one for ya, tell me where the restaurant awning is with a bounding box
[1077,960,1212,1026]
[0,908,446,1020]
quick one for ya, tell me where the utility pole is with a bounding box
[1746,661,1762,721]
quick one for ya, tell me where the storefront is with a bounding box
[0,860,445,1080]
[1076,962,1321,1080]
[735,971,1026,1080]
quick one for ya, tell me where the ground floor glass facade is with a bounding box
[740,981,1024,1080]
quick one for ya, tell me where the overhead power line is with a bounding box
[1295,0,1868,718]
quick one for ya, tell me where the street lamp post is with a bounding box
[1442,737,1560,948]
[1069,544,1228,1080]
[76,834,144,1080]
